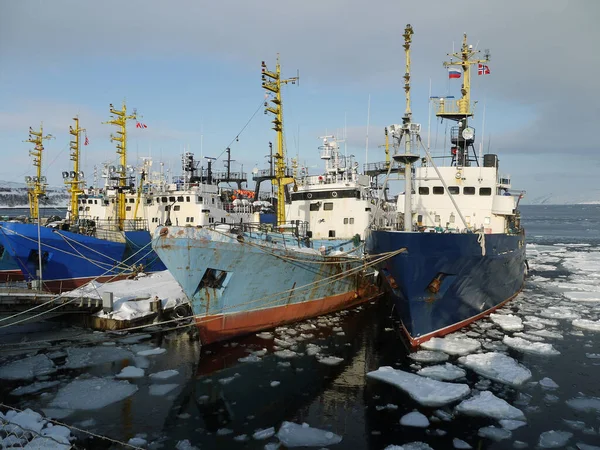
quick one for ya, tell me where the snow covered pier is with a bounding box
[0,271,191,331]
[0,287,103,326]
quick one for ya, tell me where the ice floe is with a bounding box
[317,356,344,365]
[538,430,573,448]
[528,329,564,340]
[238,354,262,363]
[408,350,449,363]
[452,438,472,449]
[115,366,145,379]
[539,377,559,390]
[276,421,342,447]
[400,411,430,428]
[63,347,133,369]
[540,306,579,320]
[252,427,275,440]
[10,380,60,396]
[499,419,527,430]
[136,347,167,356]
[274,349,297,359]
[256,332,274,339]
[0,354,57,380]
[367,367,470,407]
[502,336,560,355]
[149,383,178,396]
[149,369,179,380]
[416,363,466,381]
[489,313,523,331]
[572,319,600,332]
[455,391,525,420]
[419,336,481,356]
[564,291,600,303]
[477,425,512,441]
[457,352,532,387]
[566,396,600,413]
[50,377,138,410]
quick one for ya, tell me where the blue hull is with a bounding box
[152,226,380,344]
[0,221,165,292]
[0,232,22,282]
[367,230,527,345]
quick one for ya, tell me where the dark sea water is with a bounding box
[1,205,600,449]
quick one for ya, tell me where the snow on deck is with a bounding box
[64,270,188,321]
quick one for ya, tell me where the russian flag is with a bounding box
[448,68,461,79]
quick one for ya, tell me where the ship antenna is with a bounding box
[24,124,54,221]
[262,55,299,225]
[64,117,85,222]
[433,33,491,166]
[103,101,137,231]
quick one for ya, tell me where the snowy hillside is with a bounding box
[524,191,600,205]
[0,180,69,208]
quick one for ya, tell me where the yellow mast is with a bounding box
[261,56,298,225]
[25,125,53,220]
[103,101,136,230]
[66,117,85,222]
[436,33,490,120]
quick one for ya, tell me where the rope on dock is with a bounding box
[0,402,146,449]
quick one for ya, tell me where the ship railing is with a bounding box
[207,220,311,248]
[70,218,149,237]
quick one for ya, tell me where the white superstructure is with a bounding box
[288,136,397,240]
[397,159,519,234]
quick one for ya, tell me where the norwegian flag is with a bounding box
[478,64,490,75]
[136,122,148,129]
[84,135,89,146]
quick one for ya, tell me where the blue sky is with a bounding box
[1,0,598,203]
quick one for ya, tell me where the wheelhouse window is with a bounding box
[177,196,184,202]
[463,187,475,195]
[418,187,429,195]
[309,203,320,211]
[169,196,176,202]
[433,186,444,195]
[479,187,492,196]
[173,205,181,211]
[448,186,459,195]
[324,202,333,211]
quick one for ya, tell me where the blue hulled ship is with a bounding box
[0,109,165,293]
[366,27,527,346]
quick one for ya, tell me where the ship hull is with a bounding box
[0,222,166,293]
[153,227,381,345]
[367,230,526,347]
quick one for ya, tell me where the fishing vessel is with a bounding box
[366,26,527,347]
[0,108,166,293]
[153,57,400,345]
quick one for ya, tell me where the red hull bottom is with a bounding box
[0,270,24,283]
[402,285,525,348]
[195,284,382,345]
